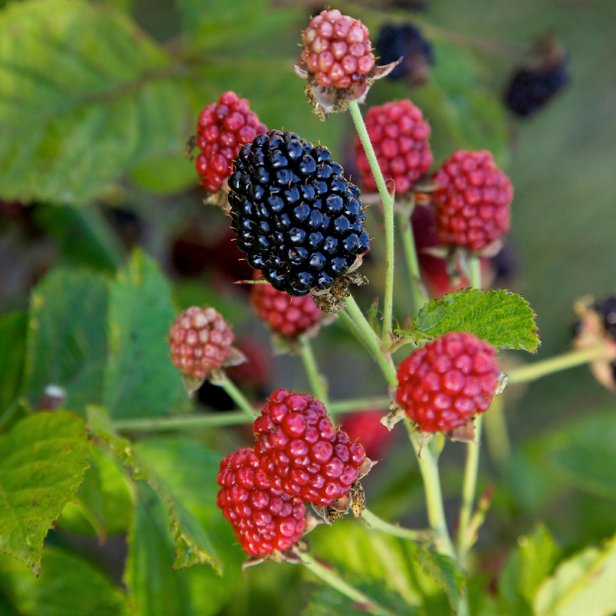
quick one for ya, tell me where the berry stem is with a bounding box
[361,508,432,543]
[298,552,394,616]
[299,335,328,403]
[397,209,429,314]
[507,344,611,384]
[110,396,392,433]
[218,376,257,418]
[343,294,398,389]
[347,100,395,344]
[404,422,456,559]
[456,255,483,568]
[482,395,511,470]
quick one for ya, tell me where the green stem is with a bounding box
[362,508,432,543]
[348,100,395,344]
[507,345,610,384]
[456,255,483,568]
[397,210,428,314]
[219,377,257,418]
[299,336,328,402]
[111,396,392,433]
[405,423,456,559]
[299,552,393,616]
[343,294,398,389]
[482,395,511,470]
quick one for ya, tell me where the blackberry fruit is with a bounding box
[228,130,370,296]
[217,448,307,556]
[396,332,500,433]
[375,23,434,85]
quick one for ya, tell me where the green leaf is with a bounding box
[0,312,26,417]
[499,524,561,616]
[310,519,464,612]
[58,446,133,537]
[0,0,186,204]
[0,411,92,573]
[534,534,616,616]
[302,580,413,616]
[35,204,125,271]
[103,250,187,418]
[125,483,243,616]
[87,407,229,575]
[530,412,616,500]
[410,289,539,352]
[23,268,109,413]
[0,547,127,615]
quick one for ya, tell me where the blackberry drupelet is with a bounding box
[505,64,569,117]
[375,23,434,84]
[228,130,370,296]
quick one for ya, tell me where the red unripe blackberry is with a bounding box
[301,9,375,90]
[169,306,234,380]
[254,389,367,506]
[396,332,499,433]
[433,150,513,252]
[217,448,307,556]
[228,130,369,296]
[355,100,433,195]
[194,91,267,193]
[250,276,324,338]
[341,410,392,460]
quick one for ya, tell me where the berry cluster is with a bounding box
[217,448,307,556]
[355,99,433,195]
[250,276,324,339]
[217,389,368,556]
[433,150,513,252]
[194,91,267,193]
[169,306,234,380]
[396,332,499,433]
[300,9,375,90]
[228,130,369,296]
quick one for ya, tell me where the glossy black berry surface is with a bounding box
[228,130,370,296]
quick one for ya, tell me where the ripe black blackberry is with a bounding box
[375,23,434,85]
[228,130,370,296]
[505,35,569,118]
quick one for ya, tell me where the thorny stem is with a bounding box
[343,294,398,389]
[456,255,484,569]
[404,423,456,559]
[348,100,395,344]
[111,396,392,433]
[299,336,328,403]
[507,344,611,384]
[397,210,429,314]
[299,552,394,616]
[362,508,432,543]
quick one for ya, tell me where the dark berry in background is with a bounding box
[228,130,370,296]
[505,34,570,118]
[375,23,434,85]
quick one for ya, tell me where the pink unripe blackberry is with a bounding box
[433,150,513,252]
[217,448,307,556]
[250,277,324,339]
[355,99,433,195]
[169,306,234,380]
[194,91,267,193]
[396,332,499,433]
[253,389,367,506]
[300,9,375,90]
